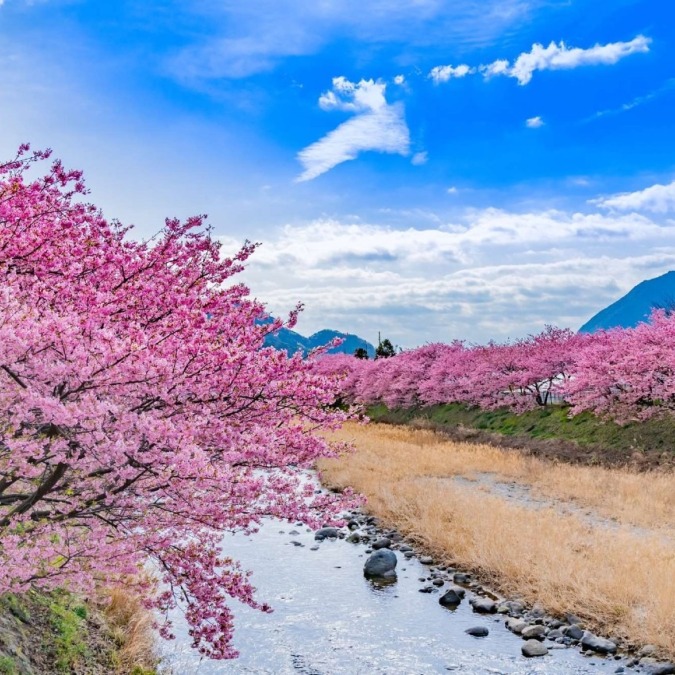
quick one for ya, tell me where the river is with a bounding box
[158,516,636,674]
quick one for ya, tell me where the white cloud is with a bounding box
[447,186,459,194]
[429,63,474,84]
[483,35,651,85]
[591,180,675,213]
[411,151,428,166]
[393,74,405,85]
[525,115,544,128]
[318,76,388,112]
[222,205,675,345]
[297,78,410,181]
[480,59,510,78]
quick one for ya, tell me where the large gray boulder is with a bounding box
[521,625,546,640]
[470,597,497,614]
[363,549,397,578]
[522,640,549,657]
[563,624,584,640]
[439,588,464,608]
[643,663,675,675]
[581,631,617,654]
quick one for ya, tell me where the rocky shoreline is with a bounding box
[312,508,675,675]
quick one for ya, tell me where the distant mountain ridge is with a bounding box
[263,324,376,358]
[579,271,675,333]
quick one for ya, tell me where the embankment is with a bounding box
[319,422,675,660]
[0,588,157,674]
[367,403,675,469]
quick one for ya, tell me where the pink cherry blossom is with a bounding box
[0,146,358,659]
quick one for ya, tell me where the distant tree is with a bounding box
[375,338,396,359]
[353,347,369,359]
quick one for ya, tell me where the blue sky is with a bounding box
[1,0,674,346]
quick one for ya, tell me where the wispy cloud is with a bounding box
[411,151,428,166]
[297,77,410,182]
[428,64,474,84]
[483,35,651,85]
[591,180,675,213]
[166,0,550,82]
[526,115,544,128]
[586,78,675,122]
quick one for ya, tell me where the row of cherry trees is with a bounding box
[0,147,356,659]
[313,317,675,422]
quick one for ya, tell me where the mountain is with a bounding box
[579,271,675,333]
[263,325,376,358]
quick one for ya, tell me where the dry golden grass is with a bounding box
[319,422,675,658]
[103,586,158,673]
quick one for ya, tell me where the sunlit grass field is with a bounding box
[320,422,675,658]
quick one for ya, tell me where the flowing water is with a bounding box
[159,518,636,675]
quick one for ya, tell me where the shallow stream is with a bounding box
[159,517,635,674]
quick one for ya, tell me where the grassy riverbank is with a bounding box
[0,588,157,674]
[319,422,675,660]
[367,403,675,468]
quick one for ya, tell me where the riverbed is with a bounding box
[158,517,636,674]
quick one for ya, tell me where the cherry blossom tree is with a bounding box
[565,311,675,421]
[0,146,357,659]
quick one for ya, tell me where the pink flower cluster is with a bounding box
[0,147,357,659]
[314,318,675,422]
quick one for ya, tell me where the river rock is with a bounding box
[563,624,584,640]
[314,527,339,540]
[506,618,527,634]
[547,628,563,640]
[497,600,524,615]
[363,549,397,578]
[439,588,464,608]
[581,631,617,654]
[465,626,489,638]
[399,544,412,552]
[566,613,584,627]
[432,578,444,587]
[346,532,360,543]
[420,555,434,564]
[470,597,497,614]
[521,624,547,640]
[522,640,549,657]
[453,573,470,584]
[640,646,659,657]
[372,537,391,550]
[643,663,675,675]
